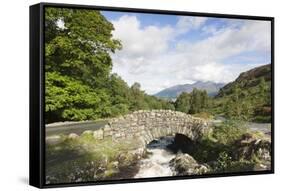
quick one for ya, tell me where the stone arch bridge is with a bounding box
[90,110,209,147]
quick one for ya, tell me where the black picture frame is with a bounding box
[30,2,275,188]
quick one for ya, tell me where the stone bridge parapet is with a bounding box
[91,110,209,147]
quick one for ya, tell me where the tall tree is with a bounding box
[129,82,149,110]
[201,90,209,109]
[45,8,121,87]
[107,74,131,116]
[175,92,191,113]
[45,8,121,122]
[189,88,202,114]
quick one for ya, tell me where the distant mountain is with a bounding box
[154,81,225,98]
[217,64,271,97]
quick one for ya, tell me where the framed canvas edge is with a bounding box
[29,2,275,189]
[29,3,44,188]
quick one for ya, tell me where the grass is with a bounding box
[193,112,214,120]
[46,133,141,184]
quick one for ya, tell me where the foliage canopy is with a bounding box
[45,8,174,123]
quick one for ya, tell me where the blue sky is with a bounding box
[102,11,178,29]
[102,11,271,94]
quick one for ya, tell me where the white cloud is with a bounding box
[202,25,219,35]
[176,16,208,34]
[111,15,173,58]
[110,15,271,95]
[192,62,265,83]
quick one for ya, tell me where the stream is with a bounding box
[134,136,176,178]
[134,117,272,178]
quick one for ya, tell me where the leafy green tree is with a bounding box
[45,8,121,87]
[144,96,175,110]
[161,100,175,110]
[189,88,209,114]
[201,90,209,108]
[129,82,149,110]
[231,84,241,101]
[106,74,131,116]
[108,74,130,104]
[45,8,121,122]
[175,92,191,113]
[45,72,112,122]
[258,77,271,105]
[175,89,209,114]
[241,101,254,120]
[259,77,267,94]
[131,82,141,92]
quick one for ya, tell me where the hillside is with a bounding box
[214,64,271,122]
[217,64,271,97]
[155,81,225,98]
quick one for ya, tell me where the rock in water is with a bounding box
[68,133,79,139]
[234,133,271,160]
[233,133,271,170]
[169,153,209,176]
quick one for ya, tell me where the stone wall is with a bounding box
[91,110,209,147]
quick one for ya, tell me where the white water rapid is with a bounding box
[134,137,176,178]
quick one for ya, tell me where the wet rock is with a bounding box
[233,133,271,162]
[254,163,270,171]
[170,153,209,175]
[68,133,79,139]
[93,129,104,140]
[127,148,146,160]
[112,161,119,168]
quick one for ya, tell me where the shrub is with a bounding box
[212,120,248,145]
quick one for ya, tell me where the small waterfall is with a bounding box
[134,137,176,178]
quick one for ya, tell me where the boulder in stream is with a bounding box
[169,153,209,176]
[233,133,271,162]
[233,133,271,170]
